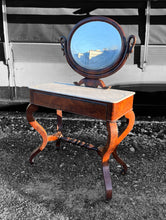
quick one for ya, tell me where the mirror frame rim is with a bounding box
[66,16,127,79]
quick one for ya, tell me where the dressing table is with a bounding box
[26,16,136,200]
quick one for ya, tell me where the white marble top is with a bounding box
[30,82,135,103]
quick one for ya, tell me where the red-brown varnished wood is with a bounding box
[74,78,111,89]
[102,164,112,200]
[102,122,118,164]
[26,104,61,163]
[61,136,98,151]
[27,15,136,200]
[117,110,135,145]
[99,110,135,174]
[102,122,118,199]
[64,16,136,79]
[57,109,62,131]
[30,90,108,120]
[27,85,135,200]
[107,96,134,121]
[56,110,62,148]
[112,110,135,174]
[112,149,127,174]
[26,104,48,163]
[30,88,134,122]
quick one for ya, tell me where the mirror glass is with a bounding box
[70,21,122,70]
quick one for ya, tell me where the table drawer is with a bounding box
[31,90,107,120]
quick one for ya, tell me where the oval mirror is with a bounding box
[61,16,136,79]
[70,21,122,71]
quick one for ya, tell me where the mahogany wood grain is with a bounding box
[26,83,135,200]
[26,15,136,201]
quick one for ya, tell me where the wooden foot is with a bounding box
[102,163,112,200]
[29,147,42,164]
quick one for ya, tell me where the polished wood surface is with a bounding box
[30,82,134,121]
[27,82,135,200]
[26,14,136,200]
[60,16,136,79]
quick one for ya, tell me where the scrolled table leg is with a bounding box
[56,110,62,149]
[102,122,118,200]
[117,110,135,146]
[26,104,48,164]
[113,110,135,174]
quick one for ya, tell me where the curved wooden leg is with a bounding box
[112,149,127,174]
[102,122,118,200]
[113,110,135,174]
[27,104,61,164]
[26,104,48,164]
[56,110,62,149]
[117,110,135,145]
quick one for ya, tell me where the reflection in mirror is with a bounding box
[70,21,122,70]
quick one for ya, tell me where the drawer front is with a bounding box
[31,90,107,120]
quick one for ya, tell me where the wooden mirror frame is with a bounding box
[60,16,136,80]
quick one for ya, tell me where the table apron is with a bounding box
[30,90,108,120]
